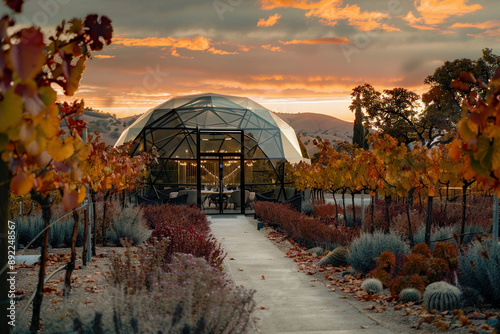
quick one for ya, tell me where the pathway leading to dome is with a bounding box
[208,215,393,334]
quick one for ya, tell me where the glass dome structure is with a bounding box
[116,93,309,208]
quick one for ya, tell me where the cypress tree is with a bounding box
[353,99,366,148]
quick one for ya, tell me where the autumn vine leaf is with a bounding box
[0,1,113,333]
[451,68,500,194]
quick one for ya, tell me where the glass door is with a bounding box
[197,130,245,214]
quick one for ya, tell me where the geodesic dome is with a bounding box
[115,93,309,199]
[115,93,308,165]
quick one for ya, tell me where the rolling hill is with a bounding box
[275,112,353,156]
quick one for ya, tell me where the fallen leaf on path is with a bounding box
[238,268,244,271]
[259,306,266,309]
[261,275,265,280]
[435,320,451,330]
[360,325,370,329]
[229,258,235,260]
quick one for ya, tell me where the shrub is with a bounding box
[15,209,84,248]
[371,268,392,287]
[432,241,458,270]
[255,201,359,248]
[361,278,383,295]
[390,274,426,297]
[151,225,225,268]
[423,281,462,311]
[143,203,210,236]
[107,205,151,246]
[318,247,349,267]
[427,258,450,283]
[413,225,487,249]
[376,251,396,272]
[399,288,421,302]
[403,253,428,276]
[313,203,342,219]
[458,240,500,305]
[412,243,432,258]
[39,253,256,334]
[348,231,409,274]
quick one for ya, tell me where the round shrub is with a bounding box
[403,253,428,276]
[390,274,425,297]
[376,251,396,272]
[361,278,383,295]
[348,232,410,274]
[399,288,421,302]
[412,243,431,258]
[432,242,458,270]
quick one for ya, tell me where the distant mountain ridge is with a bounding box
[78,109,353,156]
[275,112,353,156]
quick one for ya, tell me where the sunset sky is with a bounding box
[4,0,500,121]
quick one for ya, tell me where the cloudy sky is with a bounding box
[4,0,500,121]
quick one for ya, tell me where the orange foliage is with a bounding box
[403,253,428,276]
[390,274,426,297]
[376,251,396,272]
[432,242,458,270]
[412,243,432,258]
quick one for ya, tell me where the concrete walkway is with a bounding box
[208,215,393,334]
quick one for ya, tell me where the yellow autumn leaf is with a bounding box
[458,118,478,142]
[38,86,57,106]
[38,117,60,138]
[78,186,86,203]
[0,89,24,133]
[66,57,87,96]
[47,136,74,162]
[73,137,89,161]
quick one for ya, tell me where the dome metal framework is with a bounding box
[116,93,309,212]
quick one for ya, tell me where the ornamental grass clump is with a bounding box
[37,253,256,334]
[15,208,85,248]
[348,231,409,274]
[459,240,500,305]
[107,205,151,246]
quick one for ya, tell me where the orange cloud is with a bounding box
[94,55,116,59]
[262,44,285,52]
[280,37,351,45]
[451,20,500,29]
[404,0,483,30]
[207,47,238,55]
[259,0,399,31]
[257,13,282,27]
[451,20,500,38]
[114,36,237,57]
